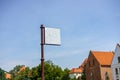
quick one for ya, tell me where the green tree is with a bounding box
[30,65,41,80]
[16,67,31,80]
[61,68,70,80]
[8,60,71,80]
[81,72,86,80]
[9,65,31,80]
[30,60,70,80]
[44,60,63,80]
[81,65,86,80]
[0,68,6,80]
[9,65,24,79]
[70,78,78,80]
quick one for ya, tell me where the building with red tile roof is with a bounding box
[69,58,87,79]
[69,68,83,74]
[86,51,114,80]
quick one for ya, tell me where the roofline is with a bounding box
[69,72,81,74]
[90,50,114,65]
[90,51,101,65]
[101,65,111,67]
[117,43,120,48]
[90,50,113,53]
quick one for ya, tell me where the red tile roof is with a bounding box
[69,58,87,74]
[69,68,83,74]
[79,58,88,68]
[5,73,11,79]
[91,51,114,66]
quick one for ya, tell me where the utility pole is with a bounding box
[40,24,61,80]
[40,25,45,80]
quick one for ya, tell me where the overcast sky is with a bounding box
[0,0,120,71]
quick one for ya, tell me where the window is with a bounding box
[105,72,110,80]
[115,68,118,74]
[119,68,120,74]
[118,57,120,63]
[92,74,94,80]
[91,72,94,80]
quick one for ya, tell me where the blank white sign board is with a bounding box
[45,27,61,45]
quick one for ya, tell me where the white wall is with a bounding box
[111,44,120,80]
[69,73,82,79]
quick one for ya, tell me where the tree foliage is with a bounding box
[9,65,30,80]
[8,60,71,80]
[0,68,6,80]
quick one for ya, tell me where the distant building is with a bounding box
[69,68,82,79]
[18,65,26,73]
[5,73,11,79]
[111,44,120,80]
[69,58,87,79]
[86,51,114,80]
[19,65,26,71]
[5,65,26,79]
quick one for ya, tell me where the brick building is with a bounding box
[86,51,114,80]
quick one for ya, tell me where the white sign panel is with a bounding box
[45,27,61,45]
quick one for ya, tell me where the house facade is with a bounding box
[69,68,82,79]
[111,44,120,80]
[86,51,114,80]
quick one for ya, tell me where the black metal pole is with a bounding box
[40,25,45,80]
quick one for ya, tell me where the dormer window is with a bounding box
[118,57,120,63]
